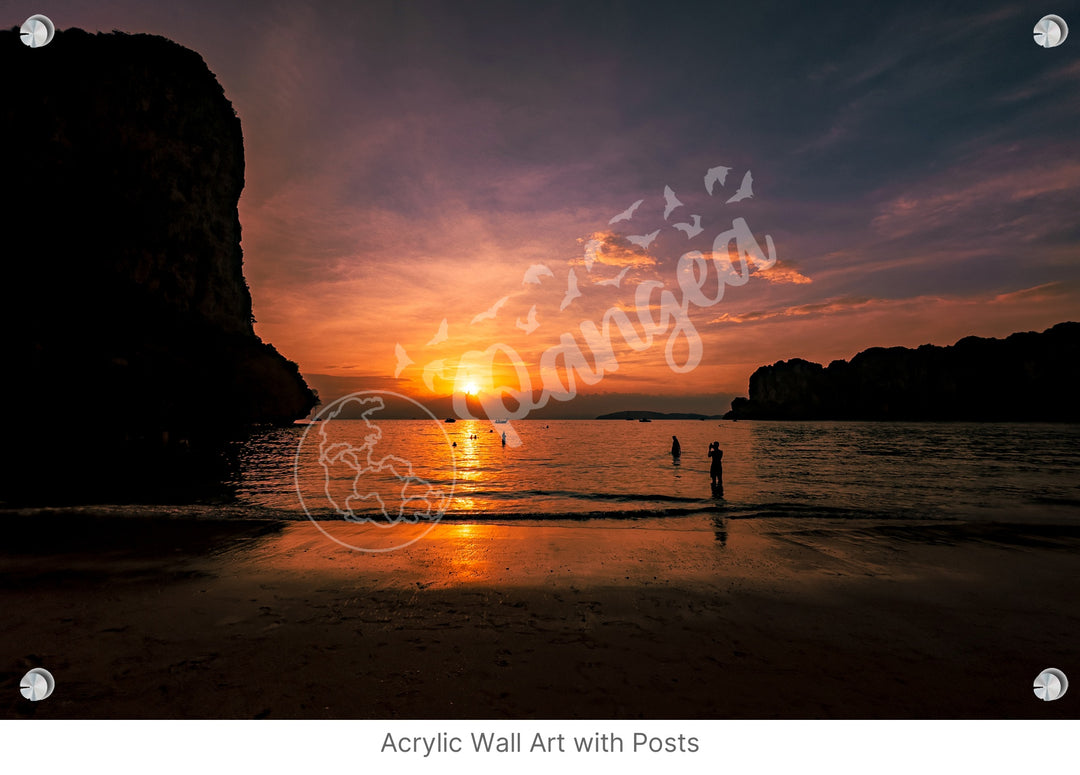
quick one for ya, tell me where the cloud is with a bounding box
[712,296,872,324]
[870,155,1080,241]
[711,282,1074,327]
[755,260,812,285]
[995,60,1080,105]
[576,231,659,269]
[989,282,1068,304]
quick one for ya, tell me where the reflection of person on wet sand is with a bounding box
[712,515,728,546]
[671,435,681,460]
[708,441,723,489]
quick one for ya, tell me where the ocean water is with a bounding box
[227,420,1080,524]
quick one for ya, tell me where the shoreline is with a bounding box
[2,514,1079,718]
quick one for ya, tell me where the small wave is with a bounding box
[0,501,314,519]
[0,502,722,523]
[0,498,987,525]
[453,488,711,505]
[715,501,947,522]
[438,505,721,521]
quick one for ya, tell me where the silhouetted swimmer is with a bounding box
[671,435,681,459]
[708,441,723,488]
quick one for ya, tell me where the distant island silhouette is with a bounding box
[596,411,723,420]
[724,322,1080,421]
[0,29,317,501]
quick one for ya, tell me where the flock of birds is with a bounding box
[395,164,755,381]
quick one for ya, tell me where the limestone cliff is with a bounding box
[0,28,316,498]
[725,323,1080,421]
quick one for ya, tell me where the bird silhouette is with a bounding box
[597,266,631,288]
[470,295,510,324]
[704,165,731,195]
[583,239,602,272]
[427,318,449,346]
[663,186,683,220]
[673,214,703,238]
[393,343,414,378]
[627,229,660,250]
[523,264,555,285]
[516,304,540,334]
[421,359,448,391]
[725,171,753,203]
[560,268,582,310]
[609,199,644,224]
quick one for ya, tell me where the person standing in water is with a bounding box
[671,435,681,460]
[708,441,723,489]
[501,431,507,446]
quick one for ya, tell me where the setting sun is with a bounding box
[462,382,480,396]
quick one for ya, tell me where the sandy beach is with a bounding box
[2,513,1079,719]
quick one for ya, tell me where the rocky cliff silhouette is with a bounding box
[0,28,317,501]
[725,323,1080,421]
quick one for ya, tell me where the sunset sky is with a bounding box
[12,0,1080,416]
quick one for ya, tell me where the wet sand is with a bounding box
[1,514,1079,718]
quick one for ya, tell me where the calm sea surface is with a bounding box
[225,420,1080,524]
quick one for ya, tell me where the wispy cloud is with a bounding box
[756,260,812,285]
[712,282,1074,328]
[712,296,871,324]
[575,231,659,269]
[871,156,1080,241]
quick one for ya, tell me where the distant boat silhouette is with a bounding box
[638,418,651,423]
[444,418,456,423]
[493,419,508,424]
